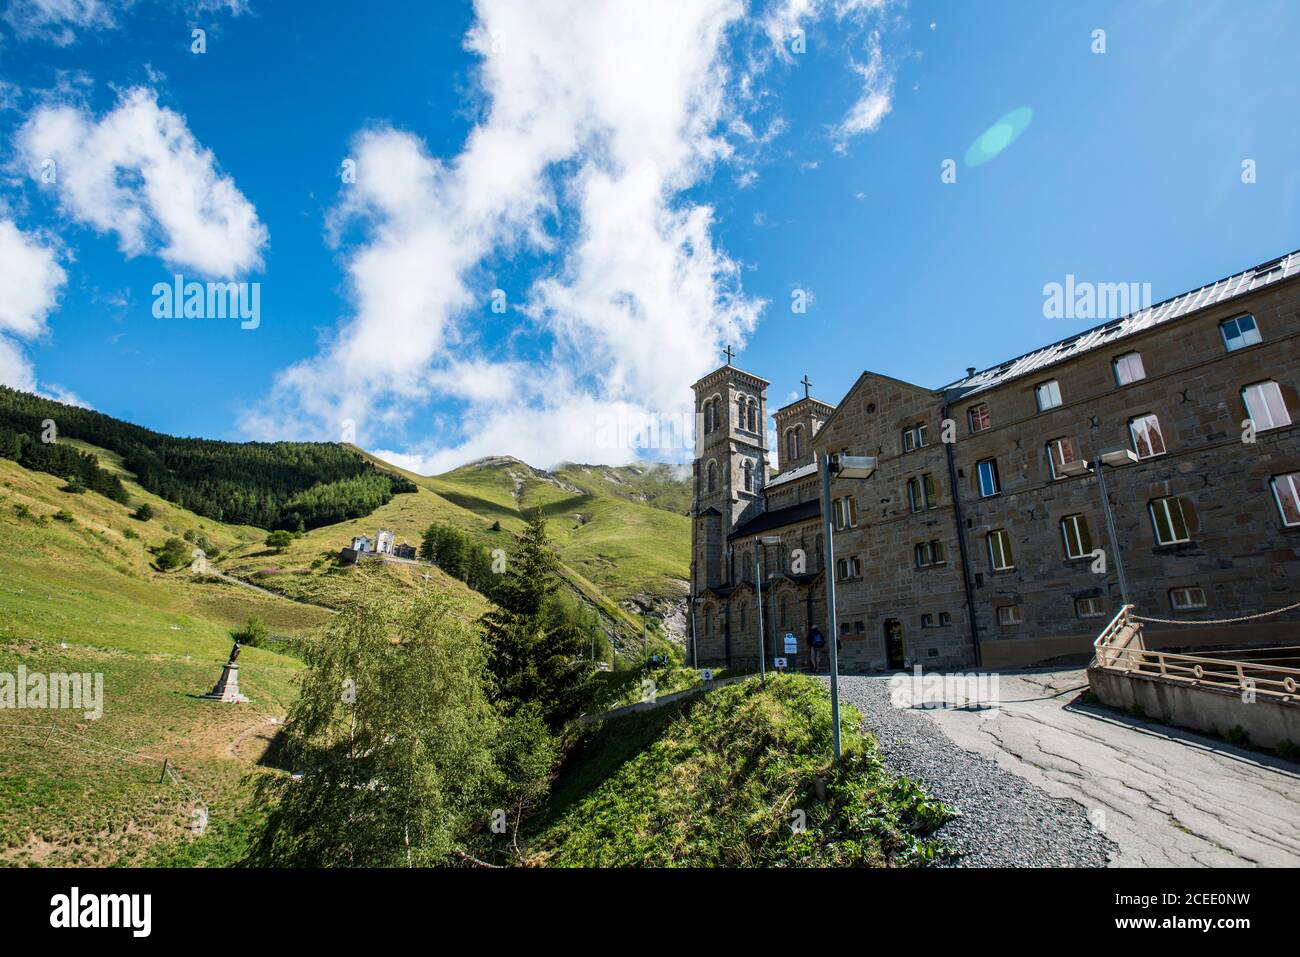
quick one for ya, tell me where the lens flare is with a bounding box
[964,106,1033,167]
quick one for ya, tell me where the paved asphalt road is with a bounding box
[844,668,1300,867]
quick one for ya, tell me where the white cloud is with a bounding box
[2,0,249,46]
[247,0,762,468]
[760,0,898,150]
[0,217,68,393]
[3,0,123,45]
[17,87,267,277]
[0,338,38,392]
[832,29,894,148]
[246,0,903,470]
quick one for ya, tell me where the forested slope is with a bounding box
[0,387,415,530]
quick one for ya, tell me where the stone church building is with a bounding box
[690,250,1300,671]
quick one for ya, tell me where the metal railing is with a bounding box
[1092,603,1140,669]
[1093,604,1300,702]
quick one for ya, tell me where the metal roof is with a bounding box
[728,498,821,540]
[765,461,818,489]
[938,251,1300,399]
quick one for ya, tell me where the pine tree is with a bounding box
[481,509,595,729]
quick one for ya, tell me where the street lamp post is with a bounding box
[1094,450,1135,606]
[1062,449,1135,607]
[818,452,877,761]
[753,535,781,685]
[690,597,699,669]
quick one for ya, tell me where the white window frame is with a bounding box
[914,540,945,567]
[968,403,991,433]
[1113,351,1146,386]
[1169,586,1207,610]
[977,459,1000,497]
[1242,381,1291,432]
[833,495,858,530]
[987,529,1014,570]
[1060,514,1092,559]
[1149,496,1191,545]
[1270,472,1300,527]
[907,474,936,512]
[1128,413,1167,459]
[901,422,928,452]
[1047,436,1078,479]
[996,605,1023,626]
[1075,597,1106,619]
[1035,379,1062,411]
[1221,314,1261,352]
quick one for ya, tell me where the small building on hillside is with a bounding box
[393,542,416,560]
[350,534,371,553]
[375,529,395,555]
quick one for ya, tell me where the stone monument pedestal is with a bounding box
[204,662,249,703]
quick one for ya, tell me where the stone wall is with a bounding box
[691,270,1300,672]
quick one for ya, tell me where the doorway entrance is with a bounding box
[883,619,905,670]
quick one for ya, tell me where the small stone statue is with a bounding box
[228,642,241,665]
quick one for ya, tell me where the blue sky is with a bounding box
[0,0,1296,472]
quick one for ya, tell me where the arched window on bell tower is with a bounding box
[747,398,757,432]
[706,460,717,493]
[742,459,753,492]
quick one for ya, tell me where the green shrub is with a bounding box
[265,530,294,553]
[230,617,269,648]
[52,509,74,523]
[154,537,191,571]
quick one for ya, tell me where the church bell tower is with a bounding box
[690,349,770,593]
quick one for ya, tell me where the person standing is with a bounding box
[807,625,826,672]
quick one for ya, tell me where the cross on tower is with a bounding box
[722,345,735,366]
[800,374,813,399]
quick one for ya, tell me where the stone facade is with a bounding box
[690,252,1300,671]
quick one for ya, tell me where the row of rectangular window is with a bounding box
[983,496,1191,573]
[963,313,1266,438]
[997,587,1208,628]
[841,473,1298,584]
[976,379,1291,496]
[705,588,1207,634]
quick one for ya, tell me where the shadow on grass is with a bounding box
[535,701,687,831]
[432,490,522,524]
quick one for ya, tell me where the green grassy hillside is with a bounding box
[530,675,952,867]
[407,455,690,605]
[0,444,487,866]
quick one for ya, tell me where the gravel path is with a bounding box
[832,675,1116,867]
